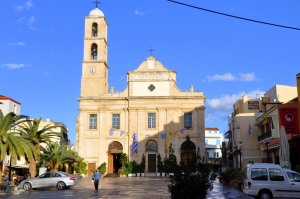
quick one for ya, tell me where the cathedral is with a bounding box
[75,6,206,176]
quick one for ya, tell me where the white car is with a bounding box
[243,163,300,199]
[19,172,78,191]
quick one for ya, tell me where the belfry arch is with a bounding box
[108,141,123,174]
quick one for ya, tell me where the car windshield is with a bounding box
[287,172,300,182]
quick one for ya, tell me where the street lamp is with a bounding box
[264,138,270,163]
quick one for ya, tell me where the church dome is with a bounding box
[89,8,104,17]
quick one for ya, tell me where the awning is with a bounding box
[5,163,29,169]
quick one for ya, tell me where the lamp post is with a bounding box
[264,138,270,163]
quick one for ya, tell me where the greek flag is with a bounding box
[132,133,138,154]
[248,124,252,135]
[109,128,114,136]
[180,129,185,134]
[120,130,125,136]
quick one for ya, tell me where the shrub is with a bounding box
[124,161,133,175]
[140,154,146,173]
[164,144,178,174]
[157,153,165,174]
[168,135,216,199]
[224,167,237,181]
[98,162,106,174]
[132,161,139,173]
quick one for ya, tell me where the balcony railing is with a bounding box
[257,131,272,142]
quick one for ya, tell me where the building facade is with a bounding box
[205,127,223,165]
[75,7,206,176]
[225,76,299,170]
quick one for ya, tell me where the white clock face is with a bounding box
[90,67,96,73]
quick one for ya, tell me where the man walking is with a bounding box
[92,169,102,190]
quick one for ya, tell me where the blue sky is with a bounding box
[1,0,299,145]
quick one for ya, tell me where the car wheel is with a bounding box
[23,182,32,191]
[57,181,66,190]
[258,190,272,199]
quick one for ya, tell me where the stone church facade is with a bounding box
[75,7,206,176]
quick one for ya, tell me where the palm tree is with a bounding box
[20,118,61,178]
[41,142,78,171]
[0,110,38,183]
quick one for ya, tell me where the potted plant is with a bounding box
[218,171,227,185]
[125,161,133,176]
[140,154,146,176]
[98,162,107,177]
[131,161,138,177]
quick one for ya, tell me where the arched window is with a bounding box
[108,141,123,153]
[91,43,98,60]
[92,23,98,37]
[145,140,158,151]
[180,135,196,165]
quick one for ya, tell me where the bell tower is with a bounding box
[80,5,108,97]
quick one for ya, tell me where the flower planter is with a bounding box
[141,173,145,177]
[128,173,135,177]
[161,173,165,177]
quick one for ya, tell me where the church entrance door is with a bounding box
[108,141,123,173]
[108,153,121,173]
[148,154,156,172]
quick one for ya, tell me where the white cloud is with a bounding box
[15,6,24,12]
[2,64,28,69]
[207,89,265,111]
[135,9,145,16]
[207,73,235,82]
[9,42,25,46]
[15,0,33,11]
[26,0,33,9]
[28,16,35,25]
[207,72,257,82]
[134,9,153,16]
[239,72,256,81]
[205,89,265,130]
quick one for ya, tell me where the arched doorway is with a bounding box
[146,140,158,172]
[180,135,196,165]
[108,141,123,173]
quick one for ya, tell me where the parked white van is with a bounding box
[243,163,300,199]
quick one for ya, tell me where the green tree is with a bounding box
[164,144,178,174]
[73,160,88,175]
[41,142,78,171]
[0,110,38,183]
[168,135,216,199]
[20,117,60,178]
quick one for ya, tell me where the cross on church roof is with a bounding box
[148,47,155,56]
[93,0,101,8]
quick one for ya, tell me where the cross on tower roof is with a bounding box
[148,47,155,56]
[93,0,101,8]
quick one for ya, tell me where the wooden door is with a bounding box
[108,153,113,173]
[148,154,156,172]
[88,163,96,176]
